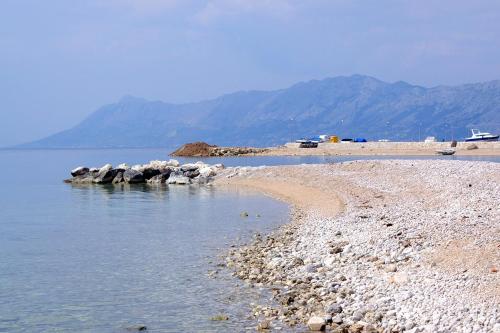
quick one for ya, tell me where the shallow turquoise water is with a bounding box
[0,150,290,333]
[0,149,497,332]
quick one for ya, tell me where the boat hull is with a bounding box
[465,136,499,142]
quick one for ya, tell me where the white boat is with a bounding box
[424,136,437,143]
[464,129,499,142]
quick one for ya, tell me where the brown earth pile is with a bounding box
[171,142,217,157]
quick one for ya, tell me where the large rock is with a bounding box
[71,166,89,177]
[99,164,113,173]
[123,169,145,183]
[199,166,216,177]
[168,173,191,185]
[149,159,179,169]
[166,159,180,167]
[142,168,161,180]
[307,316,326,331]
[180,163,199,172]
[193,176,210,185]
[466,143,478,150]
[117,163,130,170]
[160,168,172,178]
[112,171,124,183]
[146,174,167,184]
[93,168,119,184]
[66,174,94,184]
[184,169,200,178]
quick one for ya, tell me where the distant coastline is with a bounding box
[4,140,499,157]
[15,75,500,149]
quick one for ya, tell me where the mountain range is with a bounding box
[20,75,500,148]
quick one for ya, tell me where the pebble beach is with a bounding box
[215,160,500,332]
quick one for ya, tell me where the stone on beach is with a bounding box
[257,319,271,330]
[218,160,500,332]
[307,316,326,331]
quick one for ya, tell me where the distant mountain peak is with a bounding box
[118,95,148,104]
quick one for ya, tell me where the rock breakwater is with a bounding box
[65,159,224,185]
[215,160,500,332]
[171,142,268,157]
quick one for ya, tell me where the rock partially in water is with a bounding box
[113,171,124,184]
[71,166,89,177]
[184,169,200,178]
[93,167,118,184]
[123,169,145,184]
[168,174,191,185]
[210,314,229,321]
[142,168,161,180]
[147,174,167,184]
[66,159,223,186]
[124,325,147,331]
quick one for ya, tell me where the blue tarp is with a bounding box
[353,138,367,142]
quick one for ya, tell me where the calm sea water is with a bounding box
[0,149,498,333]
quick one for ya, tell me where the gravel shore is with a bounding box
[215,160,499,332]
[259,141,500,157]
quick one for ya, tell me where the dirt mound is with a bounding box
[171,142,217,157]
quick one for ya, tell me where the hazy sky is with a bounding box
[1,0,500,146]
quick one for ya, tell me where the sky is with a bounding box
[1,0,500,146]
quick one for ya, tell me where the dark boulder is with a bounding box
[71,166,89,177]
[160,168,172,178]
[142,168,161,180]
[123,169,145,183]
[184,169,200,178]
[93,168,119,184]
